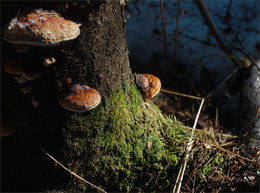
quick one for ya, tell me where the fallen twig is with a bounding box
[38,146,107,193]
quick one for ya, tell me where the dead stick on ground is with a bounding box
[172,98,205,193]
[38,146,107,193]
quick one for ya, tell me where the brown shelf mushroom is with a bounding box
[4,59,23,74]
[1,114,14,137]
[2,8,81,52]
[135,73,161,99]
[59,84,101,112]
[43,57,56,66]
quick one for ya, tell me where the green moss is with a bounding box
[64,84,185,192]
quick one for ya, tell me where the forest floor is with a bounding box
[152,88,259,192]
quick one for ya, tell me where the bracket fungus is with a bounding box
[43,57,56,66]
[135,73,161,100]
[1,114,14,137]
[4,59,23,75]
[59,84,101,112]
[3,8,81,52]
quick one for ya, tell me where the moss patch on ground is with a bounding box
[63,83,186,192]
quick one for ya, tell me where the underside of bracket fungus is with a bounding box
[2,8,81,52]
[59,84,101,112]
[135,73,161,99]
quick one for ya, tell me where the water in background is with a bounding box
[126,0,259,83]
[126,0,260,140]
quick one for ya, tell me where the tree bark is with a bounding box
[55,0,132,97]
[1,1,182,192]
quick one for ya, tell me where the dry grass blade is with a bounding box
[206,66,241,98]
[161,88,204,100]
[38,146,107,193]
[204,141,260,166]
[172,98,205,193]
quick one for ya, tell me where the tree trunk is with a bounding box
[1,1,183,192]
[56,0,132,97]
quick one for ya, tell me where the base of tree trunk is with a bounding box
[63,83,185,192]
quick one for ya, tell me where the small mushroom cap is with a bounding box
[4,59,23,74]
[59,84,101,112]
[3,8,81,46]
[43,57,56,66]
[135,73,161,99]
[66,77,72,87]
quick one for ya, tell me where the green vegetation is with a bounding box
[64,83,186,192]
[61,83,258,192]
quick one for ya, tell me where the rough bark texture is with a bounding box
[1,1,132,191]
[55,0,132,97]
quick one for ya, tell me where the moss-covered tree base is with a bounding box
[63,84,185,192]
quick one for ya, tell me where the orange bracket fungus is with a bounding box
[135,73,161,100]
[4,59,23,74]
[43,57,56,67]
[59,84,101,112]
[66,77,72,87]
[2,8,81,52]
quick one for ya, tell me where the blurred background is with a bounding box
[125,0,260,133]
[127,0,259,81]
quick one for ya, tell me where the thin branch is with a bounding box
[194,0,231,55]
[194,0,242,67]
[38,146,107,193]
[160,0,168,73]
[173,0,184,63]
